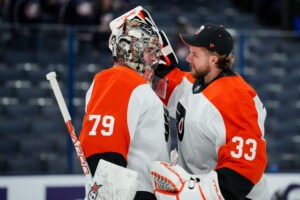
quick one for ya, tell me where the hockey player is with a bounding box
[79,13,170,200]
[150,23,269,199]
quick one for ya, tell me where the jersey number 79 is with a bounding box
[88,114,115,136]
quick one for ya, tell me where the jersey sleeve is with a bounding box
[127,84,171,159]
[215,91,267,184]
[126,80,171,193]
[204,87,267,198]
[154,65,194,106]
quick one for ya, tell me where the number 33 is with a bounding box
[231,136,257,161]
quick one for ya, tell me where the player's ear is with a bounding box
[209,54,219,66]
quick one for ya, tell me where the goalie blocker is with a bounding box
[85,159,138,200]
[151,161,224,200]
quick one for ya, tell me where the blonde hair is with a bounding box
[216,53,234,70]
[206,49,234,70]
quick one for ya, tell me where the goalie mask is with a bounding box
[108,8,169,99]
[109,19,161,75]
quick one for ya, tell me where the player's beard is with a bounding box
[191,63,210,79]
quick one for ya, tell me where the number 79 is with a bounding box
[88,114,115,136]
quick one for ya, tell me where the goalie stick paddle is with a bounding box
[46,72,93,183]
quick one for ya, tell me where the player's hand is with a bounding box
[150,161,225,200]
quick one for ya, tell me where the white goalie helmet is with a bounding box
[108,19,161,74]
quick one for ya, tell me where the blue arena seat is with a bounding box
[15,87,50,102]
[205,15,230,27]
[30,118,64,135]
[4,51,34,64]
[36,51,65,65]
[26,70,50,83]
[0,119,27,134]
[74,105,85,116]
[48,134,68,153]
[5,104,39,118]
[274,89,299,104]
[20,136,53,154]
[43,153,68,174]
[41,105,61,117]
[0,88,13,97]
[0,136,18,154]
[270,119,298,136]
[278,73,300,87]
[152,12,175,27]
[6,154,43,175]
[0,69,23,81]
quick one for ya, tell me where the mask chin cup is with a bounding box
[141,63,167,99]
[152,75,168,99]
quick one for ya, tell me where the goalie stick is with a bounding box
[46,72,93,183]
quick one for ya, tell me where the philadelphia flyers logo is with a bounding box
[163,106,170,142]
[176,102,186,142]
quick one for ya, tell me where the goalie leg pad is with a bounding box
[85,159,138,200]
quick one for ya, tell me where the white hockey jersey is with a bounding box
[159,67,269,199]
[79,65,170,194]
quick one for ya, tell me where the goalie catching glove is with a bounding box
[151,161,224,200]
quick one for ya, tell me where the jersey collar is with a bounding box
[192,69,236,94]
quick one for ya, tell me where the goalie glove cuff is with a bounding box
[199,171,224,200]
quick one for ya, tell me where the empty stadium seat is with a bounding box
[16,87,50,100]
[270,119,298,136]
[0,119,27,135]
[0,88,13,97]
[26,70,50,83]
[3,51,35,64]
[152,12,175,26]
[41,105,61,117]
[42,153,68,174]
[6,154,43,175]
[30,118,64,135]
[278,73,300,87]
[0,136,19,154]
[20,136,53,154]
[5,104,39,118]
[0,69,23,81]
